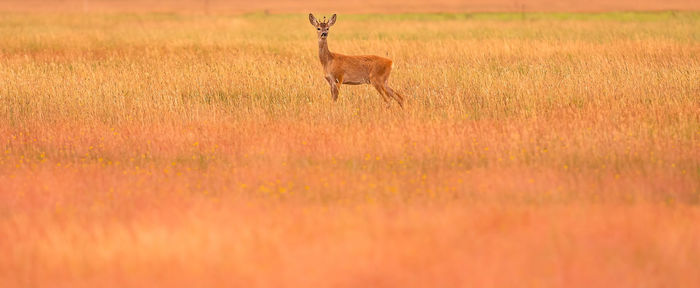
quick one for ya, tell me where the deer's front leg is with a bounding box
[325,75,340,101]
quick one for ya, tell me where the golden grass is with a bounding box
[1,12,699,287]
[3,0,700,13]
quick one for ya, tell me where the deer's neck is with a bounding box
[318,39,332,67]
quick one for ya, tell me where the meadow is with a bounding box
[1,11,699,287]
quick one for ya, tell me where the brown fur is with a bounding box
[310,14,404,108]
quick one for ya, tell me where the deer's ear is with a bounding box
[328,14,337,26]
[309,14,318,26]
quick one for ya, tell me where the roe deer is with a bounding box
[309,14,405,108]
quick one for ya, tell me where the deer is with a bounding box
[309,14,405,108]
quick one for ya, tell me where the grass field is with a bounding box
[3,0,700,13]
[1,10,699,287]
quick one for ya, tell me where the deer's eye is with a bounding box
[317,28,320,31]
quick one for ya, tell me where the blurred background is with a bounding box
[2,0,699,13]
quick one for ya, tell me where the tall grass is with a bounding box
[1,12,699,287]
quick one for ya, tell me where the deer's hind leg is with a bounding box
[371,82,392,108]
[370,73,393,108]
[380,66,404,108]
[384,85,404,108]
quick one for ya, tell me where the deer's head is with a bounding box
[309,14,336,40]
